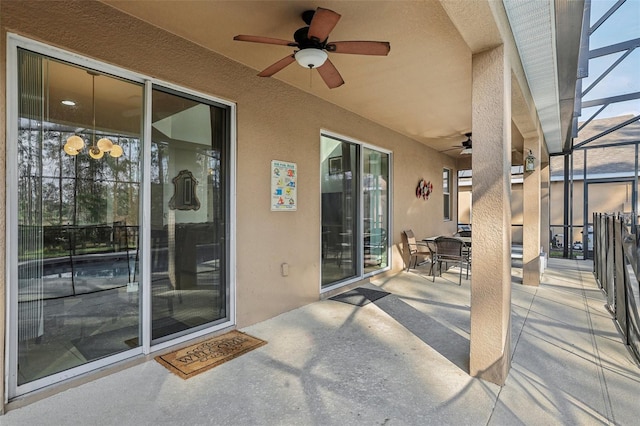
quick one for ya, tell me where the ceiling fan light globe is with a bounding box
[97,138,113,152]
[295,48,328,69]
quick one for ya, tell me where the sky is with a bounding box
[580,0,640,121]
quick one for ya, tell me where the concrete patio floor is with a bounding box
[3,258,639,425]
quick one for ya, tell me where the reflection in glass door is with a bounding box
[15,50,143,386]
[150,88,228,342]
[321,136,358,286]
[363,148,389,273]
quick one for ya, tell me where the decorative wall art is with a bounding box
[169,169,201,211]
[416,178,433,200]
[328,156,342,175]
[271,160,297,211]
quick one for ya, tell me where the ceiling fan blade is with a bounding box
[308,7,341,41]
[317,58,344,89]
[258,55,296,77]
[234,35,297,47]
[327,41,391,56]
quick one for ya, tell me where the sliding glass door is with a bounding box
[150,87,229,342]
[321,134,390,288]
[320,137,358,286]
[9,42,233,396]
[14,50,143,386]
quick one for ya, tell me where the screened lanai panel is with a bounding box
[589,0,640,50]
[584,144,636,177]
[549,155,567,249]
[584,145,637,214]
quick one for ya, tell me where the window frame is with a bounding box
[319,130,392,293]
[443,167,452,221]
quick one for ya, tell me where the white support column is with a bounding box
[523,136,542,286]
[470,45,512,385]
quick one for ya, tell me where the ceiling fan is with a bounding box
[233,7,391,89]
[442,132,472,155]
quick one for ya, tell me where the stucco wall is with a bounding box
[458,187,472,224]
[1,0,457,332]
[458,184,524,244]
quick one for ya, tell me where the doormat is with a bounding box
[155,330,267,379]
[329,287,390,306]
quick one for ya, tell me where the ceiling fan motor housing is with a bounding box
[294,27,326,49]
[293,25,329,68]
[301,9,316,25]
[463,132,472,148]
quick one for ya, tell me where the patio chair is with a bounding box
[432,236,469,285]
[454,230,472,266]
[401,230,433,273]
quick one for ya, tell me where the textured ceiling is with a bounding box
[102,0,577,156]
[104,0,475,154]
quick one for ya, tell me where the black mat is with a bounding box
[329,287,390,306]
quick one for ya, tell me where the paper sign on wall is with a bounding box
[271,160,297,211]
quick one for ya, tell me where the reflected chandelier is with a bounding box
[64,71,123,159]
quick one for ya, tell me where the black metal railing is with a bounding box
[593,213,640,364]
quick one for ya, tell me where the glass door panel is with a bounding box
[363,148,389,273]
[16,50,143,385]
[321,136,358,287]
[150,88,228,342]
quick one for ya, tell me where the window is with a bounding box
[443,168,451,221]
[320,133,390,289]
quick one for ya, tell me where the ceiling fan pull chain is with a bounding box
[309,67,313,88]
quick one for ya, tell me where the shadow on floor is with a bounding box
[371,290,470,373]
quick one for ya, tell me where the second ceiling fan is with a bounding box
[234,7,390,89]
[441,133,472,155]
